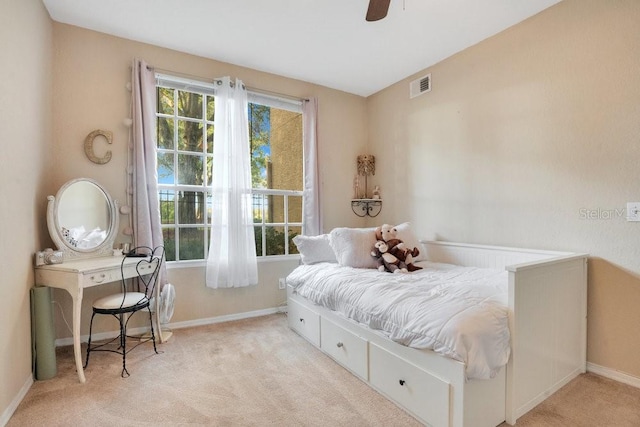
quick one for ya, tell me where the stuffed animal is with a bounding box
[61,227,79,247]
[375,224,422,272]
[371,240,408,273]
[392,244,422,272]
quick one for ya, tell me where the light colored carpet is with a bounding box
[500,370,640,426]
[9,314,421,426]
[8,314,640,426]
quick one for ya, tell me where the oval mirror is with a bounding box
[47,178,119,259]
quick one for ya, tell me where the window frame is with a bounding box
[155,73,304,265]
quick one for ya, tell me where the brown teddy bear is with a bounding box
[375,224,422,272]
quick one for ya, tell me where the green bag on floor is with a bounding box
[30,287,57,380]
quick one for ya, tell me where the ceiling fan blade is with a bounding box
[366,0,391,22]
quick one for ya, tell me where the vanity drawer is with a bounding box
[82,258,157,288]
[369,343,450,427]
[320,317,368,380]
[288,299,320,347]
[82,270,120,287]
[122,260,157,278]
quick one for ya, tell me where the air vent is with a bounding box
[410,73,431,99]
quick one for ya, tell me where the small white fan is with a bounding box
[149,283,175,341]
[158,283,175,325]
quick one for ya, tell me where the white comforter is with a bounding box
[286,261,511,380]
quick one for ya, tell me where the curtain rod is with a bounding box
[148,65,309,102]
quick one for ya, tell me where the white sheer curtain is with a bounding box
[131,58,166,283]
[302,97,322,236]
[206,77,258,289]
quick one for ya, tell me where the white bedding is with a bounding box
[286,261,511,380]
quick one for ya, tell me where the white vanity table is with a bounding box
[34,256,168,383]
[34,178,168,383]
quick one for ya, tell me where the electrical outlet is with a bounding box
[627,202,640,221]
[278,278,286,290]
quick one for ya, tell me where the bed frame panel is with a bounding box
[422,241,588,424]
[288,240,588,426]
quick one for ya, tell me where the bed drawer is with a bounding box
[369,343,450,427]
[320,317,368,380]
[287,299,320,347]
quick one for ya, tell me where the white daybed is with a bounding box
[287,239,587,427]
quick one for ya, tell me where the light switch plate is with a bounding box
[626,202,640,221]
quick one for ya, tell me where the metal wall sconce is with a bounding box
[351,199,383,217]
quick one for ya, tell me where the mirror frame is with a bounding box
[47,178,119,260]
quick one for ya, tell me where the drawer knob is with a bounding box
[336,342,343,348]
[399,379,406,386]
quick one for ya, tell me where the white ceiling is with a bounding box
[42,0,561,97]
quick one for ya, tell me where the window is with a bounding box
[155,75,303,262]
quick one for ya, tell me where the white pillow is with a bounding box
[329,227,378,269]
[292,234,337,265]
[394,222,425,261]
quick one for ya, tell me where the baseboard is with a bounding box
[55,306,288,347]
[587,362,640,389]
[1,374,33,427]
[168,306,286,330]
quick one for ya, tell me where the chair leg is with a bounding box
[118,314,125,350]
[120,314,129,378]
[147,307,159,354]
[85,307,158,378]
[84,312,97,369]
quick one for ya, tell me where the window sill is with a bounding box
[166,255,301,270]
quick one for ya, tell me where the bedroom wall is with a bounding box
[366,0,640,378]
[0,0,53,422]
[49,23,368,338]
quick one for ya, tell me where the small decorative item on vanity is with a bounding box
[42,248,64,265]
[351,154,382,217]
[35,251,46,266]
